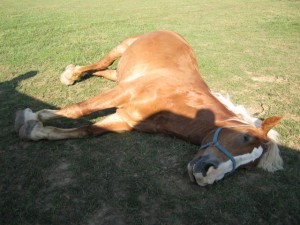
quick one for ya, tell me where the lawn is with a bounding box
[0,0,299,224]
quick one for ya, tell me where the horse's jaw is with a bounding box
[188,146,264,186]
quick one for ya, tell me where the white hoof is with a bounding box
[60,64,76,85]
[15,108,38,132]
[19,120,43,141]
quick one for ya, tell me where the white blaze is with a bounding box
[193,146,264,186]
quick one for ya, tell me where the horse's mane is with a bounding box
[212,92,283,172]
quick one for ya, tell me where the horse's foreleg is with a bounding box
[19,113,132,141]
[60,35,140,85]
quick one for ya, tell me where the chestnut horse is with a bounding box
[15,30,283,186]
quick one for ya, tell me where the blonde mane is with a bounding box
[212,92,283,172]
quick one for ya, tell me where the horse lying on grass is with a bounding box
[15,30,283,186]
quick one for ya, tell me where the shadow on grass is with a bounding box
[0,71,299,225]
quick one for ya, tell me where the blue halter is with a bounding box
[198,127,236,176]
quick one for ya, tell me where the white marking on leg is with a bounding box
[30,124,86,140]
[36,109,60,121]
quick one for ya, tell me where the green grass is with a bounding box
[1,0,300,224]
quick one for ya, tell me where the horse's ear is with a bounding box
[261,116,283,135]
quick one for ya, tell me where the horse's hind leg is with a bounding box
[60,35,140,85]
[15,85,131,132]
[92,70,118,81]
[19,113,132,141]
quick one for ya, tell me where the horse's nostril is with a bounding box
[203,163,215,176]
[193,159,219,177]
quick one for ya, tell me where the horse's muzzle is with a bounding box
[188,146,265,186]
[187,153,224,186]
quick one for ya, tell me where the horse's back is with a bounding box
[116,30,200,84]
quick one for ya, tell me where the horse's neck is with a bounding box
[181,91,250,145]
[164,88,252,145]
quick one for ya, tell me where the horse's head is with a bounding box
[187,116,283,186]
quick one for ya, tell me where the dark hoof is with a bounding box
[19,120,43,141]
[60,64,76,86]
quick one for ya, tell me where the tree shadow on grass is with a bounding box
[0,71,299,225]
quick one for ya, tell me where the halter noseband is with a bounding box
[198,127,237,176]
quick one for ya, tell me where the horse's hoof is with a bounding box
[60,64,76,85]
[15,108,37,132]
[19,120,43,141]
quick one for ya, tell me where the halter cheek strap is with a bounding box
[198,127,237,176]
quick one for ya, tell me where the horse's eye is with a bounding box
[243,134,251,143]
